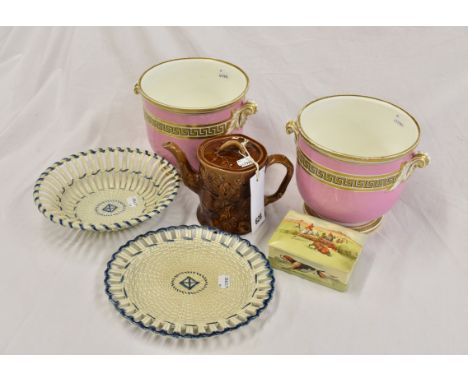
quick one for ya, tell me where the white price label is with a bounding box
[218,275,230,288]
[249,167,266,233]
[127,196,138,207]
[237,157,254,167]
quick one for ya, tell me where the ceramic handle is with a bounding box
[285,120,299,142]
[389,151,430,190]
[227,101,258,133]
[264,154,294,206]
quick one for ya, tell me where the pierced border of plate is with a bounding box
[104,225,275,339]
[33,147,180,231]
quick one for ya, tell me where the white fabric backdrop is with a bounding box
[1,26,467,354]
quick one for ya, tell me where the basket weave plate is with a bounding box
[33,147,180,231]
[104,225,275,338]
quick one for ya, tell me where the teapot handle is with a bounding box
[264,154,294,206]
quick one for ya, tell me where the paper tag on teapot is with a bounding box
[237,157,254,167]
[250,167,266,233]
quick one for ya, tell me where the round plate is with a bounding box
[33,147,180,231]
[104,225,275,338]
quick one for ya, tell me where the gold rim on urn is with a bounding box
[134,57,251,115]
[286,94,422,164]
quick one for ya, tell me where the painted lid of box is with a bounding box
[268,210,367,291]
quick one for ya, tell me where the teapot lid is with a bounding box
[199,134,267,171]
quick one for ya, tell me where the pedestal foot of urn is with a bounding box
[303,204,383,234]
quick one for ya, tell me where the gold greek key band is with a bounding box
[144,101,257,140]
[297,147,400,192]
[144,109,232,139]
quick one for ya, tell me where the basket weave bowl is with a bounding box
[33,147,180,231]
[105,225,275,338]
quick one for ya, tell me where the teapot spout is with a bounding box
[163,142,201,193]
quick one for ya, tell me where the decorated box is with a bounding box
[268,210,366,291]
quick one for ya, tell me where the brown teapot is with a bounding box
[164,134,294,234]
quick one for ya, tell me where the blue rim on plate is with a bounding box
[104,225,275,338]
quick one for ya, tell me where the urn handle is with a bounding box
[389,152,430,190]
[264,154,294,206]
[285,120,299,142]
[228,101,257,133]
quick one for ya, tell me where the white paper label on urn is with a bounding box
[218,275,230,288]
[127,196,138,207]
[250,167,266,234]
[237,157,254,167]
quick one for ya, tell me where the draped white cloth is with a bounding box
[1,26,467,354]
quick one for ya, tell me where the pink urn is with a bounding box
[286,95,430,232]
[134,57,257,169]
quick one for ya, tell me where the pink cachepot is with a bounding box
[134,57,257,169]
[286,95,430,232]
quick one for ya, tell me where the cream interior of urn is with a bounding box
[140,58,248,111]
[299,95,420,159]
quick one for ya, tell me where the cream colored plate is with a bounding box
[33,147,180,231]
[104,225,275,338]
